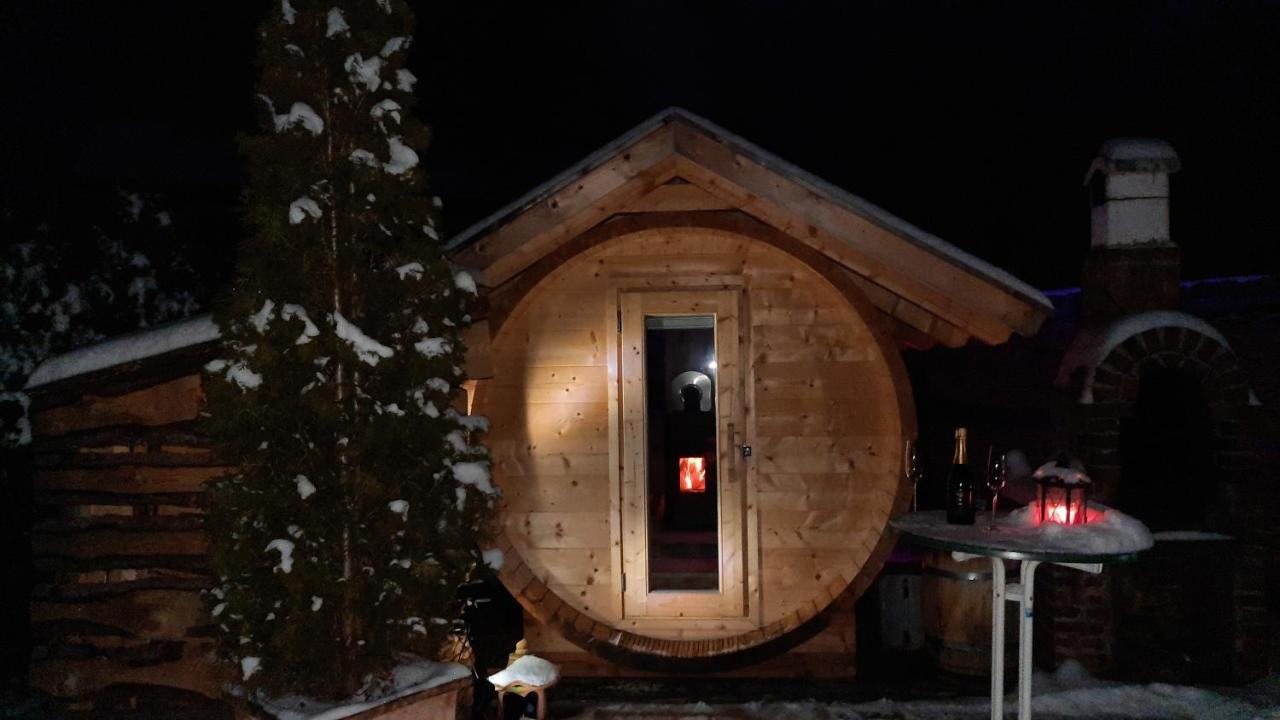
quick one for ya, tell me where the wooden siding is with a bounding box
[475,222,911,663]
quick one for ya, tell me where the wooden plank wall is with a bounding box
[474,224,904,662]
[27,374,229,705]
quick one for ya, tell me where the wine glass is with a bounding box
[985,448,1008,529]
[904,438,922,512]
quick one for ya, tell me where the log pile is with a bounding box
[28,369,231,716]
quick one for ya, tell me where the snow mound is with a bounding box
[488,655,559,688]
[893,504,1154,558]
[256,657,469,720]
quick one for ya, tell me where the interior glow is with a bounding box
[679,456,707,493]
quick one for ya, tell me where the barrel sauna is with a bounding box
[473,219,916,675]
[454,110,1053,676]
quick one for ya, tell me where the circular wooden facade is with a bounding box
[473,214,914,670]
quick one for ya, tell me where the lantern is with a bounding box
[1033,458,1091,526]
[679,456,707,493]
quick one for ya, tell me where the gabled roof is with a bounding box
[447,107,1052,347]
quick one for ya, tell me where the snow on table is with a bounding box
[252,658,469,720]
[891,504,1154,561]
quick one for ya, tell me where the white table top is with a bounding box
[890,506,1154,564]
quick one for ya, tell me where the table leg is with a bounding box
[990,558,1006,720]
[1017,560,1040,720]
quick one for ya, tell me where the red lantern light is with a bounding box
[1033,459,1091,526]
[679,456,706,493]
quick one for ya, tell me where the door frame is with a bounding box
[613,287,748,619]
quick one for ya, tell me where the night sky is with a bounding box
[2,1,1279,290]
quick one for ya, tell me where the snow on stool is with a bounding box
[488,653,560,720]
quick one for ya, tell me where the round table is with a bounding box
[891,509,1151,720]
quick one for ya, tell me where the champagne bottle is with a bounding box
[946,427,975,525]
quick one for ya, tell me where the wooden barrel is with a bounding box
[920,551,1016,676]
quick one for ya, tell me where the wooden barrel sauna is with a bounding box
[920,550,1017,676]
[472,216,916,674]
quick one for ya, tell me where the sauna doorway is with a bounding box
[619,289,747,619]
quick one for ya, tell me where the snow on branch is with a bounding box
[333,312,394,366]
[270,101,324,136]
[289,197,322,224]
[384,137,419,175]
[325,8,350,38]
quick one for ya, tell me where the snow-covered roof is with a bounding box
[25,314,219,390]
[1087,137,1181,179]
[446,107,1052,317]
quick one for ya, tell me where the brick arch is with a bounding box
[1088,324,1250,408]
[1061,311,1252,409]
[1044,313,1271,680]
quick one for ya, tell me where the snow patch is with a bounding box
[28,315,219,388]
[333,312,394,366]
[452,462,495,495]
[241,656,262,681]
[370,99,402,124]
[253,658,469,720]
[348,149,378,167]
[894,504,1154,558]
[325,8,349,37]
[395,69,416,92]
[343,54,383,92]
[295,475,316,499]
[413,337,450,358]
[426,377,449,393]
[311,596,323,611]
[380,36,410,57]
[279,0,296,23]
[488,655,559,688]
[272,102,324,136]
[453,270,477,294]
[250,300,276,333]
[280,304,319,344]
[481,548,504,570]
[265,539,295,574]
[384,136,419,175]
[388,499,409,518]
[288,197,322,224]
[395,262,423,280]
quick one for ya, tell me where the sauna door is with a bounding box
[619,290,746,619]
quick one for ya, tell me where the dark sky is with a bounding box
[3,1,1279,289]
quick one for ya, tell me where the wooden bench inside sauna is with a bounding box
[453,108,1053,677]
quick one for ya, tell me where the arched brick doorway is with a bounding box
[1049,313,1271,683]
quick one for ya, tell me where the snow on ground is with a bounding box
[252,657,468,720]
[565,663,1277,719]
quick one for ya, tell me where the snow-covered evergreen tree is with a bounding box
[0,191,203,447]
[202,0,494,700]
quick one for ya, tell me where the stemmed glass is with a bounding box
[985,448,1008,529]
[904,438,922,512]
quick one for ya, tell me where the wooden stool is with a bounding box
[494,679,556,720]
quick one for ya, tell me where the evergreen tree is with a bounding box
[0,189,204,447]
[202,0,494,700]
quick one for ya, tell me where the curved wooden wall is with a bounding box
[474,218,914,665]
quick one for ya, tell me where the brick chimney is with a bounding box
[1081,139,1181,320]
